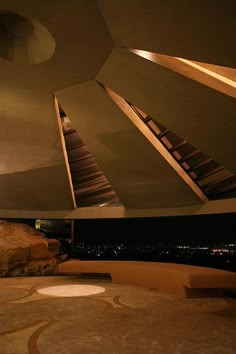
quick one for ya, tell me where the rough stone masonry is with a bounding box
[0,220,60,276]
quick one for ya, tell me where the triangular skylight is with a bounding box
[55,100,122,207]
[101,84,236,200]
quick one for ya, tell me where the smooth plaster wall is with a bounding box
[97,48,236,175]
[98,0,236,67]
[0,165,73,210]
[0,198,235,219]
[0,91,74,210]
[55,80,202,209]
[0,206,126,219]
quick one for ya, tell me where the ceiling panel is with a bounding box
[98,0,236,67]
[55,80,202,209]
[97,48,236,175]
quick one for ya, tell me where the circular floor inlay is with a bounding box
[37,285,106,297]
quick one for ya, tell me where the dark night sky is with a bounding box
[5,213,236,245]
[74,213,236,244]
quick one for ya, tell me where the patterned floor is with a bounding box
[0,275,236,354]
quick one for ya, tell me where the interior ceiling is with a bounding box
[97,48,236,175]
[128,49,236,99]
[0,0,235,215]
[98,0,236,67]
[0,0,113,211]
[55,80,202,209]
[0,0,113,90]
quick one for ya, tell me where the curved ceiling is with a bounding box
[0,10,56,64]
[0,0,235,217]
[0,0,113,212]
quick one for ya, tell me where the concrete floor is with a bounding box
[0,275,236,354]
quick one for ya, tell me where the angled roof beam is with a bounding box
[129,49,236,99]
[54,97,77,208]
[102,85,208,203]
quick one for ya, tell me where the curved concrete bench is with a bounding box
[59,260,236,298]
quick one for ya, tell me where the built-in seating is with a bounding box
[59,260,236,298]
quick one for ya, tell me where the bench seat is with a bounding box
[59,260,236,298]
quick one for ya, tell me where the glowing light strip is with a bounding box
[54,97,77,208]
[129,49,236,97]
[176,57,236,88]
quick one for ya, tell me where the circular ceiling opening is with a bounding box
[0,10,56,64]
[37,285,106,297]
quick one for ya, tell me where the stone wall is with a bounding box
[0,220,61,276]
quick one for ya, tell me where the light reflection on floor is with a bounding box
[37,284,106,297]
[1,276,235,354]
